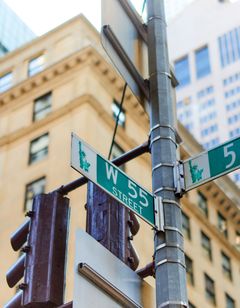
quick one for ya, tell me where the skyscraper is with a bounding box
[168,0,240,183]
[0,0,35,56]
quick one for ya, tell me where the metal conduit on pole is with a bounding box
[147,0,188,307]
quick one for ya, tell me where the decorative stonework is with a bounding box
[0,47,98,106]
[0,46,147,124]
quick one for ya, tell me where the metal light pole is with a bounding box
[147,0,188,307]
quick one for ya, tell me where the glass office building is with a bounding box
[0,0,35,56]
[168,0,240,183]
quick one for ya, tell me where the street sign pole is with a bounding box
[147,1,188,307]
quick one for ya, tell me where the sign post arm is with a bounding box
[102,25,149,101]
[118,0,148,43]
[147,0,188,307]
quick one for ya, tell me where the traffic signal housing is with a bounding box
[86,182,140,270]
[126,210,140,270]
[5,192,70,308]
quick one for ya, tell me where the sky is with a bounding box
[4,0,145,36]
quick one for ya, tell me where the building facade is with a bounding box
[0,14,240,308]
[0,0,35,57]
[168,0,240,184]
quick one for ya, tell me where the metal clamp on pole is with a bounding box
[154,196,164,232]
[152,161,185,197]
[150,135,178,149]
[173,161,186,197]
[155,258,186,269]
[158,301,188,308]
[149,124,182,146]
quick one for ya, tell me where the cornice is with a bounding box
[0,14,99,64]
[0,45,149,127]
[0,94,142,155]
[0,47,93,106]
[200,182,240,225]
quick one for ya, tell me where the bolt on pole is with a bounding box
[147,0,188,307]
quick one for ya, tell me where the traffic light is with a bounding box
[86,182,140,270]
[5,192,70,308]
[126,210,140,270]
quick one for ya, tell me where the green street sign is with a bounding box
[71,133,156,228]
[184,136,240,191]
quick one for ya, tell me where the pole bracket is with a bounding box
[155,258,186,269]
[158,301,188,308]
[154,196,164,232]
[155,242,184,253]
[173,161,186,197]
[150,135,178,149]
[149,124,182,145]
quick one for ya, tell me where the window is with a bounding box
[195,46,211,79]
[221,251,232,280]
[0,72,12,92]
[197,86,214,99]
[225,86,240,99]
[112,100,126,127]
[203,138,219,150]
[204,273,216,305]
[218,26,240,68]
[29,133,49,164]
[197,191,208,217]
[200,98,215,111]
[223,72,240,86]
[182,211,191,240]
[226,99,240,113]
[174,55,191,87]
[28,54,45,76]
[228,114,240,125]
[217,212,228,238]
[201,231,212,261]
[33,92,52,121]
[24,177,46,211]
[185,254,194,285]
[226,293,235,308]
[111,142,125,171]
[200,112,217,124]
[201,124,218,137]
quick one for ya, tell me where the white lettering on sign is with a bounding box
[113,186,143,215]
[105,163,118,185]
[224,143,236,169]
[128,180,149,208]
[128,180,138,198]
[139,189,148,207]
